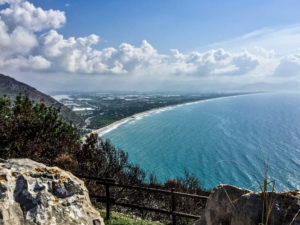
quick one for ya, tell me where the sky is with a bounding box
[0,0,300,93]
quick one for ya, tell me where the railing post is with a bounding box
[106,184,110,220]
[171,188,176,225]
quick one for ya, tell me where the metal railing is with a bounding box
[78,175,208,225]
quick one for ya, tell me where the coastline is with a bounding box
[86,93,256,138]
[89,103,185,137]
[80,91,300,191]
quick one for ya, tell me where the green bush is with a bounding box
[0,94,145,183]
[78,133,146,184]
[0,94,81,164]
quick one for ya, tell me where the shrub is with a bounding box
[78,133,146,184]
[0,94,81,165]
[54,153,79,172]
[0,94,143,182]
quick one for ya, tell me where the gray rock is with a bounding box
[0,182,7,199]
[0,158,104,225]
[195,184,300,225]
[49,177,83,199]
[13,175,41,221]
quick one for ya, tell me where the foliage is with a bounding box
[0,93,146,183]
[98,207,164,225]
[0,94,81,165]
[78,133,146,185]
[79,134,128,177]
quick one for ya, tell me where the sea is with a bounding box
[101,92,300,191]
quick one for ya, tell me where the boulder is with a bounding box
[0,158,104,225]
[194,184,300,225]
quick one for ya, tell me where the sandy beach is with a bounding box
[89,104,185,137]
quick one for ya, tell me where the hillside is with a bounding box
[0,73,84,126]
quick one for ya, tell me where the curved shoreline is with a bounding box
[90,102,187,137]
[86,93,257,138]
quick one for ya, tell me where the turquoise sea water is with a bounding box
[102,93,300,191]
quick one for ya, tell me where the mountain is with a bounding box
[0,73,84,127]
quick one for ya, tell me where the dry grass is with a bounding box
[54,153,79,172]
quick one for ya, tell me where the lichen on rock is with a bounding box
[0,158,104,225]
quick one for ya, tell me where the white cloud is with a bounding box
[0,0,62,70]
[274,53,300,77]
[0,55,50,70]
[40,30,116,73]
[0,0,299,86]
[162,48,260,77]
[28,55,51,69]
[0,1,65,32]
[0,20,38,56]
[38,30,165,74]
[230,50,259,75]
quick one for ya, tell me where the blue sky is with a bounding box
[30,0,300,52]
[1,0,300,92]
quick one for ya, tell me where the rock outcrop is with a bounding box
[195,184,300,225]
[0,158,104,225]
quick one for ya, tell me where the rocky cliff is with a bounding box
[195,184,300,225]
[0,158,104,225]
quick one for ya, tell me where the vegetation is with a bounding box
[0,94,80,165]
[0,94,208,224]
[99,208,164,225]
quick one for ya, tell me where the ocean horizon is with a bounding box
[101,92,300,191]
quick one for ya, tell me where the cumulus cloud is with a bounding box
[0,21,38,56]
[0,0,296,82]
[163,48,259,76]
[0,0,63,70]
[0,55,51,70]
[0,1,65,31]
[230,51,259,75]
[39,30,125,74]
[274,53,300,77]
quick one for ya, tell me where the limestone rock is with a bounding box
[195,184,300,225]
[0,158,104,225]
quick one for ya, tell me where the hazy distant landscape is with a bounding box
[51,92,247,132]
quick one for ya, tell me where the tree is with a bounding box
[0,94,81,165]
